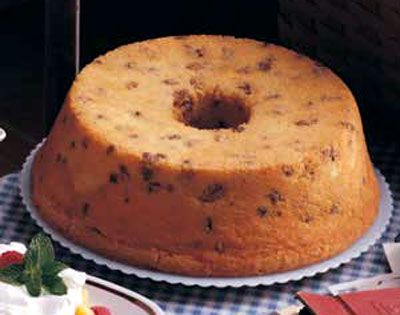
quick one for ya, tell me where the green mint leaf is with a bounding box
[27,233,55,269]
[24,267,42,297]
[24,241,39,271]
[20,233,68,297]
[43,261,68,278]
[17,272,27,284]
[0,264,24,285]
[43,275,67,295]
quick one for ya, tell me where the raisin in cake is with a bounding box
[31,35,380,276]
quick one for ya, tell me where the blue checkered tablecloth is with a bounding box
[0,143,399,314]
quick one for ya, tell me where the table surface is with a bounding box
[0,142,399,315]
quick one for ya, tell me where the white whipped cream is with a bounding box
[0,242,86,315]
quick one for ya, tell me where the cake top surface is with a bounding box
[66,35,361,170]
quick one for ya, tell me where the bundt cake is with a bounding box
[31,35,380,276]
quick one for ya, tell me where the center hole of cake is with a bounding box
[173,91,250,130]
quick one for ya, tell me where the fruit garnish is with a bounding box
[0,233,69,297]
[76,305,95,315]
[91,306,112,315]
[0,251,24,268]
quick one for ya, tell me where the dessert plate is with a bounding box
[20,140,394,288]
[85,275,164,315]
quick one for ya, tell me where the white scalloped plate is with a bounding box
[20,140,394,287]
[86,275,164,315]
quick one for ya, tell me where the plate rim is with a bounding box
[86,274,164,315]
[20,139,394,288]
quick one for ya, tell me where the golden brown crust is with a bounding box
[31,35,380,276]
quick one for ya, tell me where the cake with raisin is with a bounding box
[31,35,380,276]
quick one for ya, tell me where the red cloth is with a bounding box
[341,288,400,315]
[298,288,400,314]
[297,292,350,315]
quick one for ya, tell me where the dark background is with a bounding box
[0,0,397,175]
[80,1,279,66]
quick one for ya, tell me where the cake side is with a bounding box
[31,132,379,276]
